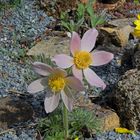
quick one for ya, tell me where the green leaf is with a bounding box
[60,12,68,21]
[69,20,76,32]
[77,3,85,19]
[61,21,71,32]
[95,17,105,25]
[90,14,105,27]
[86,3,94,17]
[90,15,96,27]
[76,17,84,27]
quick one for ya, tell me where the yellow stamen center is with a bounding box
[74,51,92,69]
[48,75,65,93]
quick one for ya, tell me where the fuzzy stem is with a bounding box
[63,103,69,140]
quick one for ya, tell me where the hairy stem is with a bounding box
[63,103,69,140]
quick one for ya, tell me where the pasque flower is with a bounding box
[53,28,114,89]
[27,62,84,113]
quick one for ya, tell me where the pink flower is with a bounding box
[27,62,84,113]
[53,28,114,89]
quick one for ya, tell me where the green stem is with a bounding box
[63,103,69,140]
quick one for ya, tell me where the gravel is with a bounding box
[0,0,51,97]
[0,129,36,140]
[94,131,140,140]
[0,0,51,139]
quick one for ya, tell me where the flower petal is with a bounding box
[81,28,98,52]
[27,78,47,94]
[61,90,73,111]
[72,65,83,81]
[137,14,140,20]
[83,68,106,89]
[52,54,73,69]
[135,25,140,29]
[133,28,140,38]
[134,20,140,26]
[33,62,53,76]
[44,93,60,113]
[63,86,74,99]
[66,76,84,91]
[91,51,114,66]
[70,32,81,55]
[53,68,67,77]
[115,127,135,135]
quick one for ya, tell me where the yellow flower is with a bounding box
[115,127,135,135]
[133,14,140,38]
[134,14,140,26]
[133,25,140,38]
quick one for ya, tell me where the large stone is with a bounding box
[98,18,134,47]
[111,69,140,130]
[94,105,120,132]
[0,97,33,130]
[108,18,136,28]
[99,25,133,47]
[75,95,120,132]
[27,37,70,58]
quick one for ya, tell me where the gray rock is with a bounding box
[133,44,140,69]
[111,69,140,130]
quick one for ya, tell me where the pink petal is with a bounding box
[61,90,73,111]
[72,65,83,81]
[70,32,81,55]
[27,78,47,94]
[53,68,67,77]
[33,62,53,76]
[44,94,60,113]
[81,28,98,52]
[83,68,106,89]
[66,76,84,91]
[52,54,73,69]
[64,86,73,99]
[91,51,114,66]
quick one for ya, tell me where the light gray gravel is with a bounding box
[0,0,51,139]
[0,0,51,97]
[94,131,140,140]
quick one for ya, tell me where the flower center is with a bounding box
[74,51,92,69]
[48,75,65,93]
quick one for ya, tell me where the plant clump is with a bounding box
[37,107,101,139]
[0,0,21,10]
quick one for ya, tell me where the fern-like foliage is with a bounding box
[37,106,102,139]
